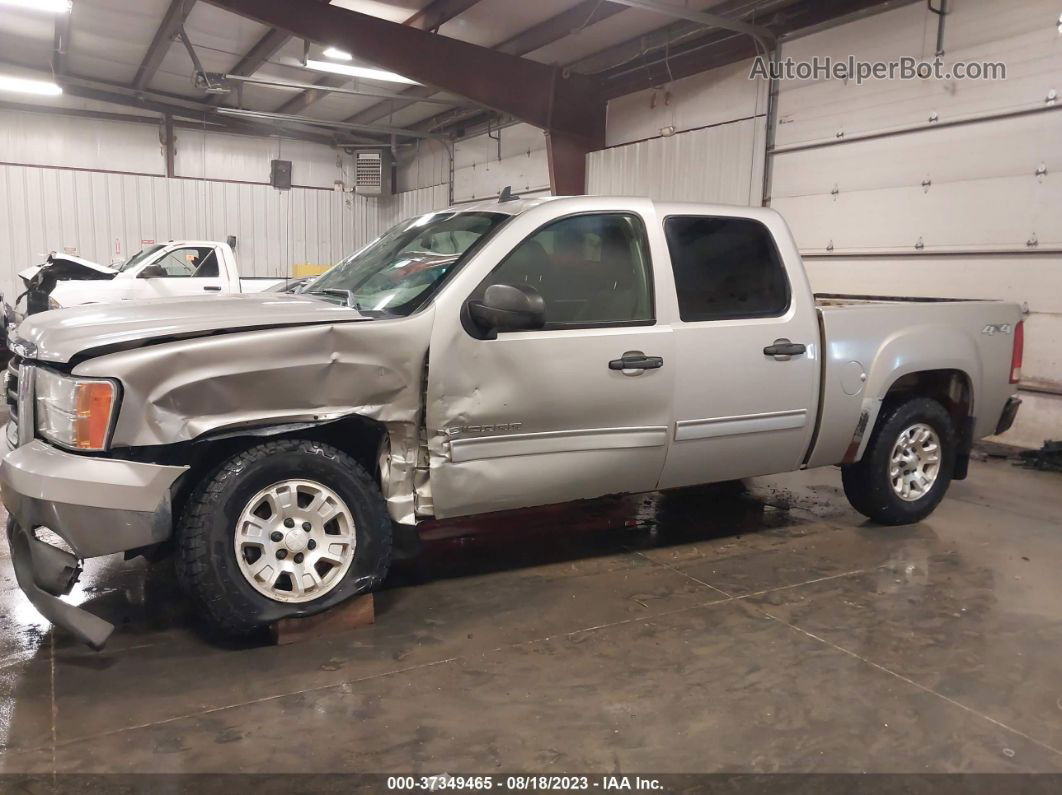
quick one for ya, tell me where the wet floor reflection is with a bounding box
[389,481,798,586]
[0,480,803,651]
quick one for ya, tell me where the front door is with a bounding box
[657,213,821,489]
[426,210,675,519]
[134,246,225,299]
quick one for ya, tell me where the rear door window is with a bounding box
[664,216,789,322]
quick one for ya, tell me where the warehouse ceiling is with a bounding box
[0,0,891,146]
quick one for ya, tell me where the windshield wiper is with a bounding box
[305,288,364,310]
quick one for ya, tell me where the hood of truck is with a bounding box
[11,293,368,363]
[19,254,118,286]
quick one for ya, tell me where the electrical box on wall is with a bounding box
[354,150,393,195]
[270,159,292,190]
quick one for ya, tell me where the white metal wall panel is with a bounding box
[0,109,163,175]
[605,59,763,147]
[771,0,1062,445]
[396,140,451,193]
[587,116,766,207]
[0,163,448,303]
[174,130,346,189]
[775,0,1062,149]
[452,123,550,202]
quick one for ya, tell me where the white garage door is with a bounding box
[769,0,1062,446]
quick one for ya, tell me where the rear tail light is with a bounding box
[1009,320,1024,384]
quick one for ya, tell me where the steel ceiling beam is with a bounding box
[52,9,71,75]
[227,27,290,77]
[58,83,341,144]
[226,74,463,106]
[345,0,628,128]
[496,0,626,56]
[606,0,776,51]
[134,0,197,91]
[567,0,795,76]
[0,99,340,149]
[275,74,346,115]
[213,0,332,108]
[0,60,349,146]
[216,108,446,140]
[598,0,914,97]
[274,0,483,117]
[207,27,291,106]
[406,0,483,32]
[203,0,604,145]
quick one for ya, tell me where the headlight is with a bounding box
[47,296,62,311]
[35,368,119,451]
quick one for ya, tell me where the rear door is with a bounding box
[426,205,676,519]
[133,246,225,299]
[657,211,821,489]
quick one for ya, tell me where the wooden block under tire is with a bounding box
[270,593,375,645]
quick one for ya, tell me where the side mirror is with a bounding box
[139,264,166,279]
[467,283,545,337]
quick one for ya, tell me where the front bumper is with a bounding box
[1,429,187,648]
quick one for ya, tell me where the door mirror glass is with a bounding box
[467,283,545,336]
[138,264,166,279]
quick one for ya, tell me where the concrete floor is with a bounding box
[0,455,1060,775]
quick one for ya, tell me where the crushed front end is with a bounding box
[1,353,187,649]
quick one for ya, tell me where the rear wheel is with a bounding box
[176,438,391,634]
[841,397,956,525]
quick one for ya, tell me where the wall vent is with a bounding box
[354,150,392,195]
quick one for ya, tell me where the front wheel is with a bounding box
[176,438,392,634]
[841,397,956,525]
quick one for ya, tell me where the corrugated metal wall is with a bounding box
[586,116,765,206]
[586,57,766,206]
[175,129,351,189]
[0,161,447,304]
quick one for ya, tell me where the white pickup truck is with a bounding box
[13,240,285,314]
[1,196,1024,648]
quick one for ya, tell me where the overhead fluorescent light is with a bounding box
[0,75,63,96]
[322,47,353,61]
[0,0,72,12]
[305,59,418,85]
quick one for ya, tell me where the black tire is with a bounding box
[841,397,956,525]
[175,438,391,634]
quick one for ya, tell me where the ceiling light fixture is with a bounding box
[322,47,353,61]
[304,59,418,85]
[0,0,72,13]
[0,75,63,96]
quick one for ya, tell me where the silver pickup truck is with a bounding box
[1,196,1024,648]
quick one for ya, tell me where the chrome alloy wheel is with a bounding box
[234,480,356,603]
[889,423,942,502]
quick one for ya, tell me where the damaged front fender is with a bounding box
[73,310,435,525]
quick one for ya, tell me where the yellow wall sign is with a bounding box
[292,264,330,278]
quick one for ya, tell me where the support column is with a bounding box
[545,130,594,196]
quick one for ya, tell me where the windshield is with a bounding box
[306,211,508,315]
[117,244,166,272]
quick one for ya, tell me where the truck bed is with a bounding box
[806,293,1023,469]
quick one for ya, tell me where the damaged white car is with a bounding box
[8,240,285,317]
